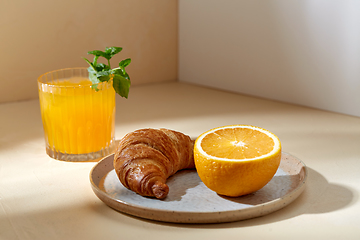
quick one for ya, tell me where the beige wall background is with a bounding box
[179,0,360,117]
[2,0,360,118]
[0,0,178,103]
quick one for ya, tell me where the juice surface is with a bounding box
[39,77,115,154]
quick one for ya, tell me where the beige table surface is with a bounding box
[0,82,359,240]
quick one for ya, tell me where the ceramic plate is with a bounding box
[90,152,307,223]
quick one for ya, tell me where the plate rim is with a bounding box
[89,152,308,223]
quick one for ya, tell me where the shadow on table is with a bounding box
[185,167,356,228]
[126,167,356,228]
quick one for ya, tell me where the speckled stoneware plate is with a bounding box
[90,152,307,224]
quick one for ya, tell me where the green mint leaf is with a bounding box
[88,50,110,59]
[84,46,131,98]
[88,72,100,91]
[89,72,100,85]
[86,65,96,75]
[92,55,99,66]
[96,70,112,82]
[113,74,130,99]
[83,58,96,71]
[119,58,131,68]
[91,84,100,91]
[113,68,130,80]
[105,47,122,59]
[94,63,110,72]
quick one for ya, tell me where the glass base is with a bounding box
[46,143,115,162]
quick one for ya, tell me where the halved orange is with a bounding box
[194,125,282,197]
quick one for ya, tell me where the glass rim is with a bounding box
[37,67,113,90]
[38,67,89,86]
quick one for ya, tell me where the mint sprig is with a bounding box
[83,46,131,98]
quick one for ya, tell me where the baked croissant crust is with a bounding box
[113,128,195,199]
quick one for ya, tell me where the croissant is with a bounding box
[113,128,195,199]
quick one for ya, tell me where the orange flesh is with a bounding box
[201,128,275,159]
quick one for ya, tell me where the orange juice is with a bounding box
[38,68,115,161]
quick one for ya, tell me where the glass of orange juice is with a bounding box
[38,67,116,161]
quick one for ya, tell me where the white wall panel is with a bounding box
[179,0,360,117]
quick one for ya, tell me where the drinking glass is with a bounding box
[38,68,116,161]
